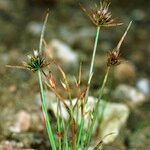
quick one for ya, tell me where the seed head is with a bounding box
[107,50,121,66]
[23,50,49,72]
[46,72,56,89]
[80,0,122,27]
[107,21,132,66]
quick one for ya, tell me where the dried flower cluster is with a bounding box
[80,0,122,27]
[107,50,121,66]
[107,21,132,66]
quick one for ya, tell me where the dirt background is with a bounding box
[0,0,150,149]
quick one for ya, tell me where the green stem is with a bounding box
[86,26,100,101]
[57,99,62,150]
[39,13,49,53]
[76,118,84,150]
[86,66,110,146]
[64,126,69,150]
[38,70,56,150]
[58,101,68,150]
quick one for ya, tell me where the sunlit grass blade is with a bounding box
[57,99,62,150]
[86,26,100,102]
[86,66,110,146]
[37,12,56,150]
[76,118,84,150]
[38,70,56,150]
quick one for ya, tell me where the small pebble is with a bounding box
[31,112,44,131]
[0,140,23,150]
[9,110,31,133]
[9,85,17,93]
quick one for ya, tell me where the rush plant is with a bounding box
[7,1,132,149]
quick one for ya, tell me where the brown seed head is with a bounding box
[107,50,121,66]
[46,72,56,89]
[80,0,122,27]
[107,21,132,66]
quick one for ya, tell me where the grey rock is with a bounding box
[27,22,43,36]
[136,78,149,95]
[114,84,146,107]
[45,39,78,65]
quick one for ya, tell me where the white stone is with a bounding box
[46,39,78,64]
[114,84,146,106]
[136,78,149,94]
[36,93,129,144]
[27,22,43,35]
[99,102,129,144]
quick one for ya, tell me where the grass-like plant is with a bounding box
[7,0,132,149]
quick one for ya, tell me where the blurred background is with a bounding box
[0,0,149,149]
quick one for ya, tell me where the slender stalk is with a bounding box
[64,127,69,150]
[76,118,84,150]
[58,101,69,150]
[76,95,85,150]
[86,66,110,146]
[57,99,62,150]
[86,26,100,101]
[38,70,56,150]
[88,27,100,84]
[37,13,57,149]
[39,13,49,53]
[57,117,62,150]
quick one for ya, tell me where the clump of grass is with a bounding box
[7,0,132,149]
[26,13,57,150]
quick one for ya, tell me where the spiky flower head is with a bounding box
[107,50,121,66]
[23,50,49,72]
[107,21,132,66]
[80,0,122,27]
